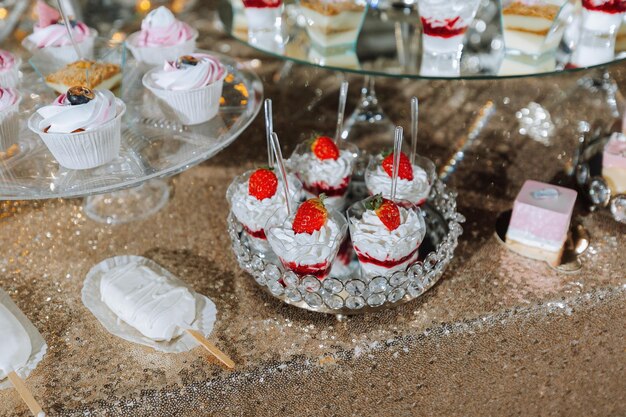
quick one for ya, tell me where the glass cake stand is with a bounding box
[0,51,263,223]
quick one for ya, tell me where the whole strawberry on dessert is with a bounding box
[365,149,435,207]
[227,167,302,253]
[288,135,358,211]
[348,194,426,278]
[266,196,348,279]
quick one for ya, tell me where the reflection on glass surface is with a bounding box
[219,0,626,79]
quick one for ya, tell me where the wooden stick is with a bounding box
[185,330,235,369]
[7,371,44,417]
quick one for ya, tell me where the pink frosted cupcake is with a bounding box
[142,53,226,125]
[0,50,21,88]
[126,6,198,66]
[28,86,125,169]
[0,88,21,152]
[22,1,97,65]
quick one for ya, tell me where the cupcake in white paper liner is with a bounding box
[0,88,21,152]
[0,289,48,390]
[126,6,198,66]
[0,50,21,88]
[27,87,125,170]
[142,53,226,125]
[81,255,217,353]
[21,0,97,66]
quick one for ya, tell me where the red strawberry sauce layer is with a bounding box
[302,176,350,197]
[421,16,468,38]
[242,0,281,8]
[243,225,267,240]
[582,0,626,13]
[283,260,331,279]
[354,246,419,268]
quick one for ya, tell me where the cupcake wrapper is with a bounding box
[24,33,96,67]
[0,57,21,88]
[28,100,125,170]
[144,74,225,125]
[0,103,20,152]
[126,29,198,67]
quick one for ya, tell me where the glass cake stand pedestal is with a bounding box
[0,52,263,224]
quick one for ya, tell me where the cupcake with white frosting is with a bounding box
[0,50,21,88]
[126,6,198,66]
[28,86,126,169]
[227,167,302,253]
[348,194,426,278]
[142,53,226,125]
[288,135,359,211]
[22,0,97,66]
[0,88,21,152]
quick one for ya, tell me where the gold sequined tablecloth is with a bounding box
[1,3,625,416]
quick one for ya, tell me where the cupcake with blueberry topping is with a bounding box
[28,86,126,169]
[0,88,21,152]
[142,53,226,125]
[0,50,21,88]
[126,6,198,66]
[22,1,97,66]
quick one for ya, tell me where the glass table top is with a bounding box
[219,0,626,79]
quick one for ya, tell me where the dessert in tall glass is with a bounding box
[348,194,426,278]
[581,0,626,32]
[417,0,480,76]
[243,0,283,32]
[266,196,348,279]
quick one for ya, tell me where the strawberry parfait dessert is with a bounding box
[266,196,348,279]
[581,0,626,32]
[364,150,435,206]
[348,194,426,278]
[242,0,283,32]
[289,135,358,211]
[227,167,302,253]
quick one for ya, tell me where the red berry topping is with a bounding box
[248,168,278,200]
[366,194,400,231]
[311,136,340,161]
[382,151,414,181]
[292,196,328,234]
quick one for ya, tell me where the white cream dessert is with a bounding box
[348,195,425,278]
[100,261,196,341]
[581,0,626,32]
[502,1,565,56]
[0,88,21,152]
[289,136,357,211]
[227,167,301,252]
[299,0,366,50]
[243,0,283,32]
[0,302,32,380]
[266,197,347,279]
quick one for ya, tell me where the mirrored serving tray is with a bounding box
[0,50,263,200]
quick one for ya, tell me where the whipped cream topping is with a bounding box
[0,302,32,375]
[151,54,226,91]
[36,89,117,133]
[0,50,17,73]
[268,216,342,265]
[231,173,300,233]
[26,19,91,48]
[136,6,194,47]
[0,88,19,112]
[100,262,196,341]
[350,207,423,262]
[290,149,354,188]
[366,164,430,202]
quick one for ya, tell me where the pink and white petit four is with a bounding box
[602,132,626,194]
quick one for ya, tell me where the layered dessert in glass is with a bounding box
[266,197,348,279]
[298,0,368,53]
[348,194,426,278]
[505,180,577,266]
[581,0,626,32]
[602,132,626,194]
[242,0,283,32]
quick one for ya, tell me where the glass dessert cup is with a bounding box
[581,0,626,33]
[297,0,368,54]
[266,209,348,280]
[416,0,480,77]
[243,0,284,33]
[226,169,303,254]
[348,196,426,279]
[364,153,436,206]
[499,0,572,76]
[288,140,360,211]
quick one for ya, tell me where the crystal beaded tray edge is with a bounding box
[228,179,465,315]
